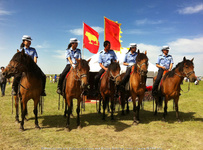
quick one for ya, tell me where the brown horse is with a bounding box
[3,49,44,131]
[100,60,121,120]
[154,57,197,122]
[65,58,90,131]
[130,50,148,124]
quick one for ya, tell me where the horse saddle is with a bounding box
[100,71,107,80]
[158,70,169,91]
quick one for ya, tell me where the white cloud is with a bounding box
[69,26,103,35]
[124,29,148,35]
[0,9,12,15]
[52,50,66,59]
[135,19,164,25]
[178,4,203,14]
[35,41,50,49]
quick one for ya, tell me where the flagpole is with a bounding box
[82,22,84,59]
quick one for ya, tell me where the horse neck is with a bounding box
[173,68,184,84]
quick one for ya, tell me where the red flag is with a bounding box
[83,22,100,54]
[104,17,122,51]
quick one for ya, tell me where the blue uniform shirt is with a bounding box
[157,54,174,70]
[124,51,138,65]
[66,48,81,64]
[21,47,38,60]
[98,50,117,67]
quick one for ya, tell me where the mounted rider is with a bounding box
[57,38,81,95]
[12,35,46,96]
[152,46,174,96]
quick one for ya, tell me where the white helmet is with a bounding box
[22,35,32,41]
[162,46,170,51]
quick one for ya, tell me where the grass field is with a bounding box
[0,80,203,150]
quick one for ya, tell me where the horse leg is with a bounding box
[102,96,107,120]
[131,94,137,125]
[20,100,27,131]
[163,98,168,121]
[65,97,72,131]
[136,95,144,124]
[126,95,130,114]
[14,96,19,123]
[63,101,67,117]
[174,97,181,122]
[98,95,102,114]
[110,97,115,120]
[120,93,125,115]
[33,98,41,129]
[154,97,158,116]
[76,99,81,129]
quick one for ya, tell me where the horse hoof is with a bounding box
[15,120,20,124]
[35,125,41,129]
[177,119,182,123]
[162,118,166,122]
[70,114,74,118]
[77,125,82,130]
[132,122,138,126]
[20,127,25,132]
[65,127,70,132]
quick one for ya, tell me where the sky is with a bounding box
[0,0,203,76]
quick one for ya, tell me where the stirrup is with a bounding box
[12,89,17,96]
[56,88,62,95]
[41,91,46,96]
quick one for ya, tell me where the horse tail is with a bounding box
[157,96,163,109]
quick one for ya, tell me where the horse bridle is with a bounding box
[7,61,24,74]
[109,71,120,81]
[136,62,148,76]
[175,70,195,78]
[73,67,88,81]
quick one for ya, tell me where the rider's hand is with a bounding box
[72,64,76,69]
[128,63,135,66]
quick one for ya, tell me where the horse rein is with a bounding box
[72,67,88,81]
[175,70,195,93]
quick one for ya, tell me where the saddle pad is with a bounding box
[130,65,135,75]
[100,71,107,79]
[65,68,72,78]
[159,70,169,89]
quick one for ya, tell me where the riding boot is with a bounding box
[56,76,63,95]
[12,76,21,96]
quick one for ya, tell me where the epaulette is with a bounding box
[30,47,35,50]
[77,48,81,52]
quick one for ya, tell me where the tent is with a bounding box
[88,48,158,73]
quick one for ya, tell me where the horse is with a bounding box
[100,60,121,120]
[130,50,148,125]
[154,57,197,122]
[64,58,90,131]
[3,49,45,131]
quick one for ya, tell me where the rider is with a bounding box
[119,43,138,89]
[57,38,81,95]
[12,35,46,96]
[94,40,117,95]
[152,46,174,96]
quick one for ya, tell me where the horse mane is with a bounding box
[13,52,43,79]
[108,61,120,72]
[164,59,194,79]
[134,53,148,73]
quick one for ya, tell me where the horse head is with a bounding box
[182,57,196,82]
[135,50,148,76]
[3,49,29,78]
[108,60,121,85]
[75,58,90,89]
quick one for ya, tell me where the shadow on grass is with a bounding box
[27,108,203,132]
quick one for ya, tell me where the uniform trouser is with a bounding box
[152,68,164,92]
[57,64,71,90]
[120,67,132,86]
[1,82,6,95]
[94,68,105,90]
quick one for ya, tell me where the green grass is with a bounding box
[0,81,203,150]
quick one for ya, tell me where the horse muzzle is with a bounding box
[140,70,148,76]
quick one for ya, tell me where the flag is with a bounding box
[83,22,100,54]
[104,17,122,51]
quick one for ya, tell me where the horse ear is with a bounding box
[183,57,186,61]
[17,49,20,53]
[21,49,25,56]
[87,58,91,64]
[145,50,147,55]
[117,61,119,64]
[137,49,140,55]
[111,59,114,64]
[191,58,194,62]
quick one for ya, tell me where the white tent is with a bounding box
[88,48,158,73]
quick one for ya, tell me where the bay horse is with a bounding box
[65,58,90,131]
[100,60,121,120]
[154,57,197,122]
[3,49,45,131]
[130,50,148,125]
